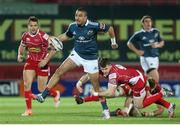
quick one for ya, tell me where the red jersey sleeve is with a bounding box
[108,73,117,86]
[39,31,49,49]
[40,31,49,41]
[20,32,28,47]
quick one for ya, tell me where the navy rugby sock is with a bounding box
[41,87,50,99]
[100,98,108,110]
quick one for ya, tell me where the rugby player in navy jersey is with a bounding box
[127,15,164,83]
[36,7,118,119]
[127,15,165,116]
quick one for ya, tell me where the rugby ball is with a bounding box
[49,37,63,51]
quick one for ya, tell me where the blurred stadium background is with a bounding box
[0,0,180,124]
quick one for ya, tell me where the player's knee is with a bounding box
[24,82,31,90]
[134,102,143,109]
[136,105,143,109]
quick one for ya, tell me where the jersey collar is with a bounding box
[141,28,153,32]
[85,19,89,26]
[77,19,89,27]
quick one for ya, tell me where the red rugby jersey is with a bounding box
[20,30,49,61]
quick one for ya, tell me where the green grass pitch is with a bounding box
[0,97,180,124]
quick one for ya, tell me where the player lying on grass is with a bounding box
[109,78,174,117]
[75,58,175,118]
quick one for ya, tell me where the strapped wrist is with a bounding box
[111,37,116,45]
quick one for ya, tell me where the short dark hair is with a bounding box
[141,15,152,23]
[28,16,38,24]
[99,57,110,68]
[76,7,88,16]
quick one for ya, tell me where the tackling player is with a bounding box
[75,71,174,117]
[17,16,60,116]
[90,58,175,119]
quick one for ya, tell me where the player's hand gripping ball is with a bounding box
[49,37,63,51]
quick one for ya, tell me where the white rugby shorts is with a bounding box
[140,56,159,73]
[68,50,99,74]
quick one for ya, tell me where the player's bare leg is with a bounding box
[142,103,164,117]
[48,58,77,89]
[88,72,100,92]
[22,70,35,116]
[36,58,77,102]
[37,76,48,92]
[147,69,159,87]
[37,76,60,108]
[88,73,110,119]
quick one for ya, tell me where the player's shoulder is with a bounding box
[21,32,29,39]
[109,72,117,79]
[87,20,99,27]
[132,30,142,37]
[69,22,77,27]
[136,29,144,34]
[38,30,49,40]
[152,28,160,33]
[108,64,118,79]
[38,30,46,35]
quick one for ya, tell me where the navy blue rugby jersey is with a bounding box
[128,28,163,57]
[66,20,109,60]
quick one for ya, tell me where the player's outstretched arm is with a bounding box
[108,26,118,49]
[92,84,117,97]
[76,74,90,93]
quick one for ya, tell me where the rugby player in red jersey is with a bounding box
[75,58,175,119]
[17,16,60,116]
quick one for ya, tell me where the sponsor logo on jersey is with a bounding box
[79,36,85,40]
[87,30,93,35]
[142,36,147,40]
[149,39,155,43]
[28,47,41,52]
